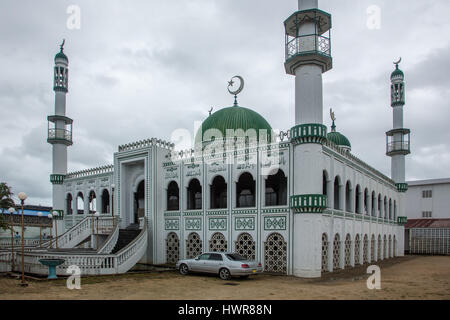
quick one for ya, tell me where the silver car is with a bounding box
[176,252,263,280]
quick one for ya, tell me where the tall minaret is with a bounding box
[386,59,410,194]
[47,40,73,231]
[286,0,332,277]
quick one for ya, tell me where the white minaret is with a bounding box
[285,0,332,277]
[48,40,73,232]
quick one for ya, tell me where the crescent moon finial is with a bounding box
[60,39,65,52]
[227,76,244,106]
[393,57,402,67]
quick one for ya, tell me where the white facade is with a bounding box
[405,178,450,219]
[50,0,407,278]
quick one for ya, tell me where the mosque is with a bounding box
[32,0,411,278]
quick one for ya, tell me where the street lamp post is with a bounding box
[37,212,43,248]
[52,211,59,249]
[17,192,28,287]
[8,207,15,272]
[94,212,100,250]
[47,213,53,248]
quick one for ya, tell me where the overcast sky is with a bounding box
[1,0,449,206]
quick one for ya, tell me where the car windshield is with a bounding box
[226,253,247,261]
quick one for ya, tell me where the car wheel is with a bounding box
[219,268,231,280]
[179,264,189,275]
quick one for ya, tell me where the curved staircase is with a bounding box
[0,216,148,276]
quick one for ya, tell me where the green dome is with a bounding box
[55,50,68,62]
[327,131,351,148]
[391,67,404,79]
[195,105,272,144]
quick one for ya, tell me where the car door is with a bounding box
[190,253,210,272]
[205,253,224,274]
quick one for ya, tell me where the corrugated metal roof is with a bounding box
[405,218,450,229]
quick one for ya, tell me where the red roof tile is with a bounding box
[405,218,450,229]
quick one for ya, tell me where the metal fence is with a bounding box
[409,228,450,255]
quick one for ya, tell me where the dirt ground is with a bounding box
[0,255,449,300]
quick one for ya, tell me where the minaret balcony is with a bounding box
[284,9,332,74]
[48,128,73,146]
[386,128,410,156]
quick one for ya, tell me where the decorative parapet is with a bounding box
[323,139,397,186]
[290,123,327,146]
[290,194,328,213]
[397,216,407,225]
[396,183,408,193]
[118,138,174,152]
[66,164,114,179]
[50,174,66,185]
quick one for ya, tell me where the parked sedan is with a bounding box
[176,252,263,280]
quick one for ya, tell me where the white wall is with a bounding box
[405,180,450,219]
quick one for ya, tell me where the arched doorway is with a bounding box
[187,179,202,210]
[166,232,179,264]
[235,233,256,261]
[333,234,341,270]
[101,189,110,214]
[134,180,145,224]
[211,176,227,209]
[264,233,287,274]
[77,192,84,214]
[265,169,287,206]
[66,194,73,215]
[88,190,96,214]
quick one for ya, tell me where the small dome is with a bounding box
[391,66,404,79]
[195,105,273,144]
[55,50,68,63]
[327,121,351,150]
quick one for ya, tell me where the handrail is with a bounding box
[97,219,120,254]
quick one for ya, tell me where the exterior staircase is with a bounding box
[0,216,148,276]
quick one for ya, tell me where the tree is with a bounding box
[0,182,15,230]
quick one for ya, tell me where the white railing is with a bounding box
[97,219,120,254]
[0,251,12,273]
[0,238,41,248]
[10,218,148,276]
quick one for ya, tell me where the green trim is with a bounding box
[165,219,179,230]
[261,207,290,214]
[290,194,328,213]
[397,216,407,225]
[50,174,66,185]
[184,211,203,216]
[396,183,408,193]
[164,212,181,217]
[264,216,287,231]
[290,123,327,146]
[206,209,228,216]
[209,218,227,231]
[51,209,64,220]
[234,217,255,231]
[185,218,202,230]
[232,209,257,215]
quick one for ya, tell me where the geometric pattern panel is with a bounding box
[209,218,227,231]
[354,234,361,265]
[209,232,227,252]
[363,235,369,264]
[321,233,329,273]
[166,232,179,264]
[185,218,202,230]
[344,234,352,268]
[165,219,179,230]
[333,234,341,270]
[235,217,255,231]
[186,232,202,259]
[264,233,287,274]
[235,233,256,261]
[264,216,286,230]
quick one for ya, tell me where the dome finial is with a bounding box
[330,108,336,132]
[227,75,244,106]
[393,57,401,69]
[60,39,65,52]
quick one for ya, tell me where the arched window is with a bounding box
[237,172,255,208]
[209,232,227,252]
[322,233,329,272]
[344,234,352,268]
[355,184,361,214]
[384,197,387,219]
[334,177,341,210]
[186,232,202,259]
[101,189,110,214]
[187,179,202,210]
[211,176,227,209]
[66,194,73,215]
[88,190,96,214]
[364,188,369,214]
[264,233,287,274]
[389,199,392,220]
[166,232,179,264]
[77,192,84,214]
[394,200,397,221]
[371,191,376,216]
[345,181,352,212]
[265,169,287,206]
[371,235,376,262]
[167,181,179,211]
[323,171,328,196]
[355,234,361,265]
[378,194,382,217]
